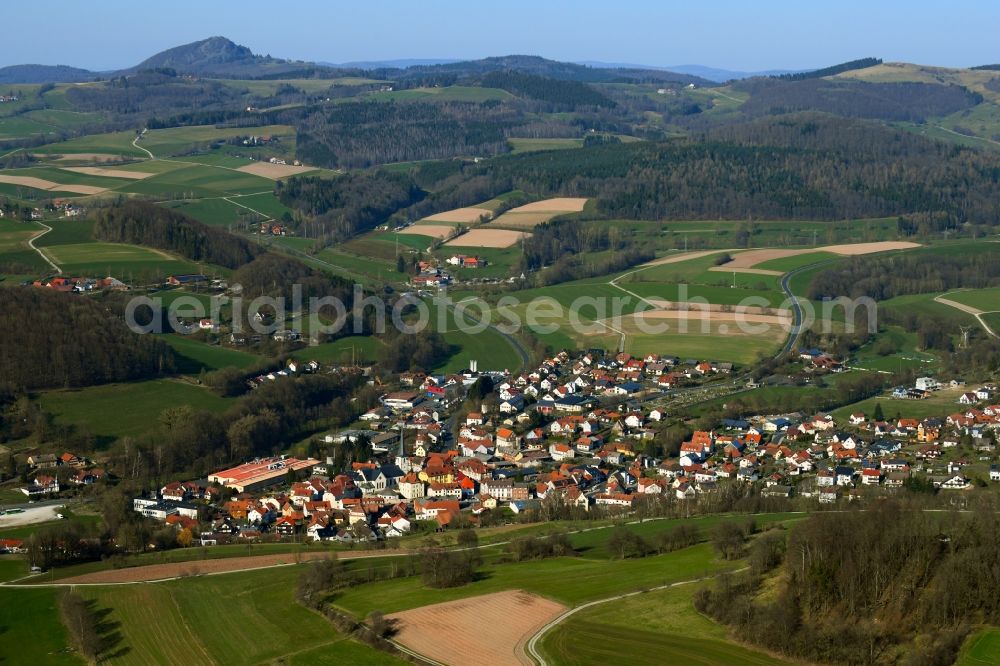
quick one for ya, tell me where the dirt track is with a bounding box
[54,549,405,584]
[388,590,566,666]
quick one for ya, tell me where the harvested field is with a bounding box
[388,590,566,666]
[235,162,316,179]
[424,206,493,223]
[398,224,455,240]
[491,211,559,228]
[712,248,813,270]
[55,549,403,584]
[624,309,792,329]
[62,166,154,180]
[644,300,792,318]
[445,228,529,248]
[0,174,107,194]
[709,242,921,274]
[510,197,588,213]
[642,249,732,267]
[50,153,121,162]
[822,241,921,255]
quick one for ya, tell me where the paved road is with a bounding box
[777,258,837,358]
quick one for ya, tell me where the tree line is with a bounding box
[276,171,423,244]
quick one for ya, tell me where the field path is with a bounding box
[28,221,61,274]
[525,569,747,666]
[132,132,154,159]
[934,293,999,338]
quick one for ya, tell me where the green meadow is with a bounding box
[38,379,235,444]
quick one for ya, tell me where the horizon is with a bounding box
[3,0,998,71]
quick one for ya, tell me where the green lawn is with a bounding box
[430,300,525,373]
[958,627,1000,665]
[509,138,584,153]
[139,124,295,157]
[80,567,401,665]
[540,583,789,665]
[332,542,737,619]
[753,251,838,273]
[38,379,236,444]
[34,130,146,158]
[366,86,513,103]
[120,164,273,197]
[44,242,199,279]
[292,336,384,365]
[942,287,1000,312]
[163,334,261,373]
[831,387,967,421]
[0,587,81,664]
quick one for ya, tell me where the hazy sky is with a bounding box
[4,0,998,71]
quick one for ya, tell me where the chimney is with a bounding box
[470,359,478,373]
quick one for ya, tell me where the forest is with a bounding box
[807,246,1000,301]
[465,114,1000,223]
[294,101,516,168]
[479,70,614,108]
[276,170,423,243]
[735,78,981,122]
[94,201,262,269]
[0,289,175,392]
[695,502,1000,665]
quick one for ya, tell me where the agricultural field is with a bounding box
[163,334,261,373]
[291,336,384,365]
[332,541,738,619]
[365,85,514,103]
[430,300,525,373]
[444,228,529,248]
[0,587,80,664]
[43,242,200,279]
[389,590,565,666]
[32,130,147,159]
[508,137,584,153]
[137,124,296,157]
[940,287,1000,313]
[74,567,403,666]
[37,379,236,445]
[539,583,787,666]
[491,197,588,229]
[958,627,1000,665]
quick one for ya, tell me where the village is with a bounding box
[8,346,1000,556]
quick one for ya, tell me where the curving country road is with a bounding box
[776,258,838,358]
[28,221,61,274]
